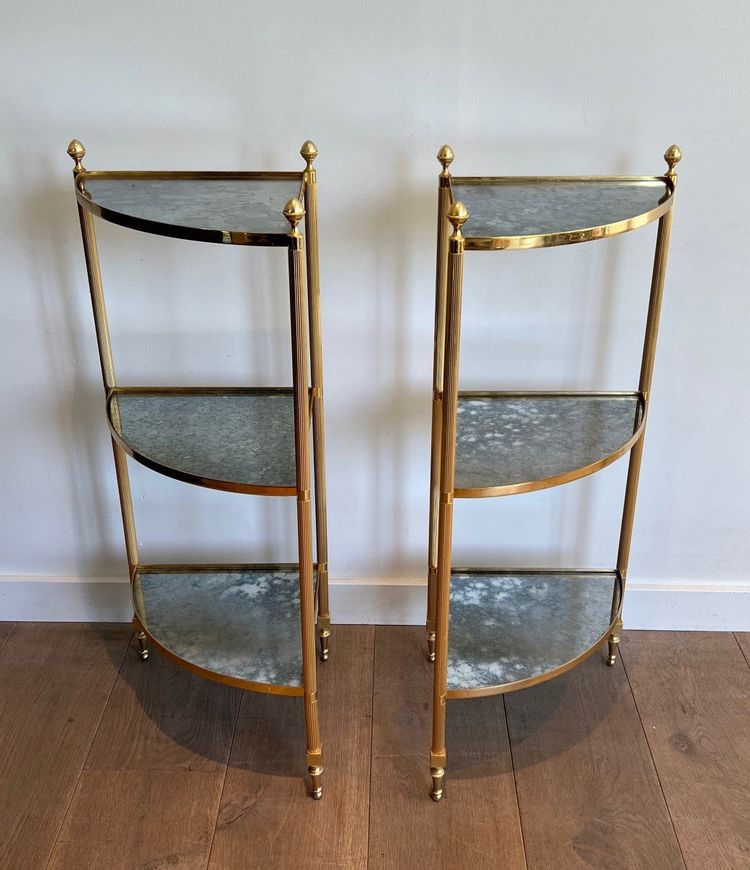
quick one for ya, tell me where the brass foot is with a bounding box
[308,765,323,800]
[318,627,331,662]
[136,630,149,661]
[430,766,445,802]
[427,631,436,663]
[606,618,623,667]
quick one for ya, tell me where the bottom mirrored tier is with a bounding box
[133,565,317,694]
[447,570,620,697]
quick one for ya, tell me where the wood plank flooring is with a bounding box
[0,623,748,869]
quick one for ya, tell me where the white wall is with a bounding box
[1,1,749,624]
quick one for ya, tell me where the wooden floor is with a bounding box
[1,624,748,869]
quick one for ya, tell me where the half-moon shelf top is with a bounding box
[77,172,303,245]
[454,393,644,497]
[451,177,672,249]
[107,389,297,495]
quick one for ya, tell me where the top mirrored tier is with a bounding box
[78,173,302,245]
[452,178,671,249]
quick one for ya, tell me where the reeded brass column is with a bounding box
[426,145,454,663]
[68,140,144,658]
[284,197,323,799]
[430,201,468,801]
[608,145,681,665]
[300,140,331,663]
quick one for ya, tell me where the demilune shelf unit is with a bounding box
[68,139,330,799]
[425,144,681,801]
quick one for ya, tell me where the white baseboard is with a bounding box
[0,575,748,631]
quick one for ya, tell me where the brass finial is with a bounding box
[437,145,455,177]
[300,139,318,171]
[283,197,305,232]
[447,200,468,234]
[664,144,682,177]
[67,139,86,174]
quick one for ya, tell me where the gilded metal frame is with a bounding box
[68,139,330,799]
[426,145,681,800]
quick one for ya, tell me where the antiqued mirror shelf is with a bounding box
[107,388,298,495]
[452,176,672,249]
[75,172,303,245]
[70,139,330,798]
[446,571,621,697]
[454,393,644,497]
[134,566,319,694]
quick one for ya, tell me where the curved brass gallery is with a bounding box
[106,390,297,498]
[455,395,646,499]
[452,176,675,251]
[446,574,624,700]
[132,614,304,696]
[75,170,303,247]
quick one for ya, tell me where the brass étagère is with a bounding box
[68,139,330,799]
[426,144,681,801]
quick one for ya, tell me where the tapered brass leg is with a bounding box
[606,617,623,666]
[135,629,149,661]
[308,764,323,800]
[430,765,446,802]
[317,616,331,662]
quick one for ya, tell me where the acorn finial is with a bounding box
[283,197,305,231]
[664,144,682,177]
[300,140,318,170]
[437,145,455,177]
[447,200,468,233]
[67,139,86,174]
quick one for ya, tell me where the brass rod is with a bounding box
[426,172,452,657]
[430,201,467,800]
[302,149,331,658]
[286,199,323,794]
[610,147,680,666]
[75,194,140,580]
[616,207,673,581]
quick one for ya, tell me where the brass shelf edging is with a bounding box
[452,175,674,251]
[75,169,304,247]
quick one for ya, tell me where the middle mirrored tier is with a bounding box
[455,393,643,497]
[108,388,297,494]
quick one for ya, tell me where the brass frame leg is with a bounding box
[607,616,623,666]
[135,629,149,661]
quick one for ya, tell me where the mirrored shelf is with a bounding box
[454,393,644,497]
[452,177,671,249]
[107,388,297,495]
[446,571,620,697]
[76,172,302,245]
[134,566,313,694]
